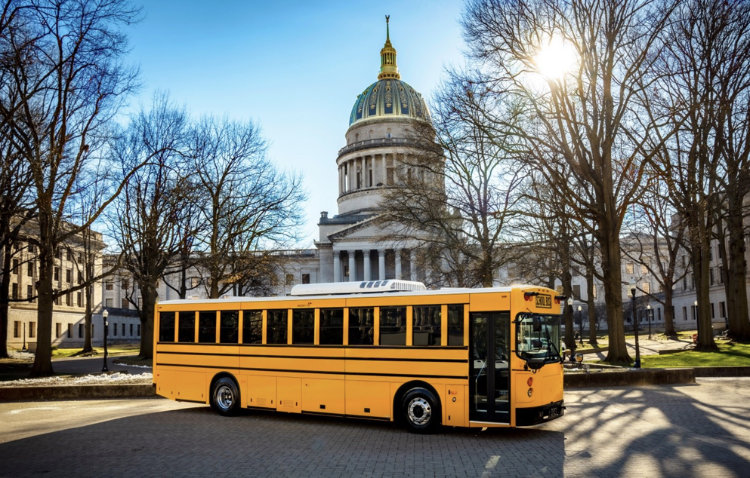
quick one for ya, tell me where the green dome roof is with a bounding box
[349,79,430,126]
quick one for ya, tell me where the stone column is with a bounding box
[381,154,387,185]
[410,249,417,281]
[333,252,341,282]
[363,250,371,281]
[378,249,386,280]
[395,249,402,279]
[348,250,356,282]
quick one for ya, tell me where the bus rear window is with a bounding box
[319,308,343,345]
[380,307,406,345]
[292,309,314,344]
[267,310,288,344]
[178,311,195,342]
[159,311,175,342]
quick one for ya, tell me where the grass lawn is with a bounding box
[51,343,140,358]
[641,341,750,368]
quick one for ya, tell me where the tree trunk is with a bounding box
[725,207,750,340]
[662,286,676,338]
[0,243,11,358]
[688,218,718,352]
[138,282,157,359]
[30,218,55,376]
[599,224,629,365]
[586,270,597,345]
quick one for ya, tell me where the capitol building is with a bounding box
[315,17,437,285]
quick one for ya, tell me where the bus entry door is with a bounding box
[470,311,510,423]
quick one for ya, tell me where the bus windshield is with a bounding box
[515,313,562,369]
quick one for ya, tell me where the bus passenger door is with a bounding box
[469,311,510,423]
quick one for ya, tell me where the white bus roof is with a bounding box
[290,280,426,296]
[157,283,555,306]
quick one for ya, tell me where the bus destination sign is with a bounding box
[535,294,552,308]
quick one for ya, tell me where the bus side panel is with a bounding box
[444,383,467,427]
[246,374,277,408]
[155,368,207,403]
[277,376,302,413]
[302,378,345,414]
[346,380,390,418]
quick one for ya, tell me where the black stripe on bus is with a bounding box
[156,351,467,363]
[156,342,469,351]
[155,362,468,380]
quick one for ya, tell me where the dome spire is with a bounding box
[378,15,400,80]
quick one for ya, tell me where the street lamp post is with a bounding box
[22,322,27,351]
[577,305,583,345]
[647,304,652,340]
[631,287,641,369]
[567,297,576,363]
[102,309,109,372]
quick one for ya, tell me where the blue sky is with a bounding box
[125,1,466,246]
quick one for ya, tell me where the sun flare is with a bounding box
[534,36,577,80]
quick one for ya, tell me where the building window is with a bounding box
[29,321,36,338]
[641,282,650,294]
[27,261,33,277]
[56,323,61,338]
[105,298,113,308]
[710,268,714,285]
[113,323,117,336]
[710,303,715,319]
[137,325,141,336]
[77,291,82,307]
[12,258,18,273]
[67,324,72,338]
[105,281,113,291]
[130,324,134,336]
[27,285,33,302]
[121,323,125,336]
[683,306,688,321]
[13,321,20,338]
[285,274,294,286]
[79,324,84,338]
[121,298,129,309]
[53,267,59,281]
[302,273,310,284]
[720,301,726,318]
[572,284,581,300]
[121,279,129,290]
[66,293,71,306]
[66,249,72,261]
[640,264,648,274]
[66,268,72,283]
[626,263,634,274]
[11,283,18,300]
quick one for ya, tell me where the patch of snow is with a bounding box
[4,372,152,387]
[9,350,35,360]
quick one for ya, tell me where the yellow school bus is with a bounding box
[153,280,564,432]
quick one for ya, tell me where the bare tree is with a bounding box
[190,117,305,299]
[1,0,139,375]
[382,76,526,287]
[110,95,192,359]
[462,0,677,364]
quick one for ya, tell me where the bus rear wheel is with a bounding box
[211,376,240,416]
[402,388,440,433]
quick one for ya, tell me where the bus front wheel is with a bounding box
[401,388,440,433]
[211,376,240,416]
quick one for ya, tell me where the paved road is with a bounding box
[1,378,749,477]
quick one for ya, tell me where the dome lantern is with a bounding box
[378,15,400,80]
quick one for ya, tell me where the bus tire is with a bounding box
[210,376,240,416]
[401,387,440,433]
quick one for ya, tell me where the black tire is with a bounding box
[401,387,440,433]
[210,376,240,416]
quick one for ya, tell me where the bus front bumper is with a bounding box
[516,400,565,426]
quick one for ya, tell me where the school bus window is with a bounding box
[267,309,288,344]
[220,310,239,343]
[292,309,314,344]
[349,307,374,345]
[380,306,406,345]
[242,310,262,344]
[448,304,464,346]
[159,311,175,342]
[198,311,216,343]
[178,311,195,342]
[413,305,440,346]
[319,308,343,345]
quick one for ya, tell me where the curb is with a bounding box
[0,383,154,402]
[564,367,695,388]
